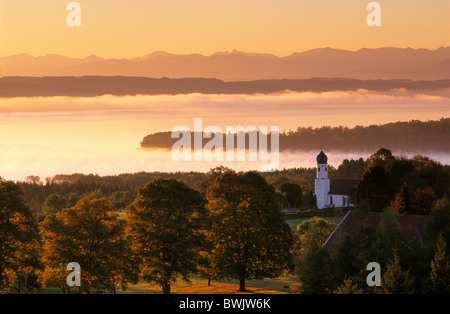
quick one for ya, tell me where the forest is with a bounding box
[17,157,369,215]
[0,148,449,294]
[141,118,450,152]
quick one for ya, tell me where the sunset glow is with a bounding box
[1,0,449,58]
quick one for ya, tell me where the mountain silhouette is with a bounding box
[1,47,449,80]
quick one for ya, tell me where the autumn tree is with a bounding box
[0,179,41,293]
[365,148,396,170]
[206,171,294,292]
[430,234,450,293]
[40,196,138,293]
[126,178,208,294]
[24,176,42,185]
[296,216,335,246]
[390,185,412,214]
[379,246,414,294]
[333,276,363,294]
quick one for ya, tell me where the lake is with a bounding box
[0,92,449,181]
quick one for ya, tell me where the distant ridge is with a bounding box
[1,76,450,97]
[1,47,450,80]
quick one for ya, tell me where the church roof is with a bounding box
[316,150,328,164]
[329,179,359,196]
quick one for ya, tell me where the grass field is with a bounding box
[119,275,300,294]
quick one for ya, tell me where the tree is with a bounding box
[430,234,450,293]
[206,171,294,292]
[356,165,394,212]
[411,187,437,215]
[380,246,414,294]
[126,178,208,294]
[0,179,41,293]
[333,276,363,294]
[333,237,359,287]
[296,217,335,246]
[410,155,449,199]
[295,219,334,293]
[365,148,395,170]
[404,239,432,294]
[66,192,81,208]
[390,185,412,214]
[334,158,366,180]
[24,176,42,185]
[199,166,233,195]
[42,193,67,215]
[280,182,302,208]
[372,210,407,263]
[108,190,135,210]
[40,196,138,293]
[424,198,450,246]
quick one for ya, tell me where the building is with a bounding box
[322,210,429,254]
[314,150,357,209]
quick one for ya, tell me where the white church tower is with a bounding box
[314,150,330,209]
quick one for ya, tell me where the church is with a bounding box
[314,150,356,209]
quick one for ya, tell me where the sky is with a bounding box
[0,0,449,58]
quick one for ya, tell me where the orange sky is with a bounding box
[0,0,449,58]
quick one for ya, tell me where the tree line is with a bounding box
[356,148,450,214]
[141,118,450,152]
[19,158,367,215]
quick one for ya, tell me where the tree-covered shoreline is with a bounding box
[141,118,450,152]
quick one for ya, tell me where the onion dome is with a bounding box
[316,150,328,164]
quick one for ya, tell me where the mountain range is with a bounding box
[1,47,450,81]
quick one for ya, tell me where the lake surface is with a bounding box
[0,92,449,181]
